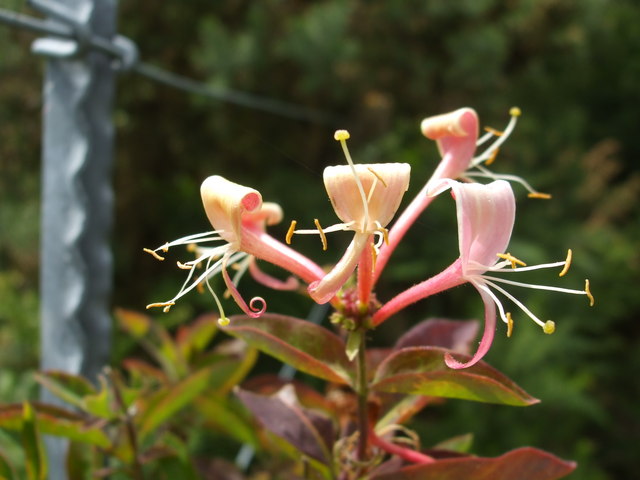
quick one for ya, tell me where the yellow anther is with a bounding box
[485,147,500,166]
[162,305,172,313]
[543,320,556,334]
[196,281,205,294]
[484,126,504,137]
[187,243,197,252]
[506,312,514,338]
[585,279,594,306]
[218,316,230,327]
[509,107,522,117]
[559,249,572,277]
[527,192,552,200]
[314,218,328,251]
[177,261,193,270]
[379,227,389,245]
[286,220,297,245]
[146,301,175,310]
[496,252,527,269]
[334,129,351,141]
[143,248,165,261]
[367,167,388,188]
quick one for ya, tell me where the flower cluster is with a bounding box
[145,107,593,367]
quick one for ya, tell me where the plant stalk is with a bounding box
[356,331,368,461]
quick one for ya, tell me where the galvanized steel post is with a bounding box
[35,0,117,477]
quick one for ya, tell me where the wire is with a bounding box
[0,6,335,124]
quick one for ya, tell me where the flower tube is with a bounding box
[373,180,593,368]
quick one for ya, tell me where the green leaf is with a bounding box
[138,367,213,441]
[195,396,259,447]
[115,308,152,338]
[34,371,97,410]
[371,447,576,480]
[66,442,93,480]
[433,433,474,453]
[0,403,111,448]
[21,403,47,480]
[370,347,538,406]
[223,314,353,384]
[0,449,16,480]
[176,313,218,361]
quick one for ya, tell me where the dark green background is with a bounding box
[1,1,638,478]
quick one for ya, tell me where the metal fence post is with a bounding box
[36,0,117,477]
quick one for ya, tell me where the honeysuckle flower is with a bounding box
[288,130,410,305]
[372,179,593,368]
[145,175,325,325]
[374,107,548,283]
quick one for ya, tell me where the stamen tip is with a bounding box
[527,192,552,200]
[543,320,555,335]
[510,107,522,117]
[143,248,165,261]
[218,316,230,327]
[506,312,514,338]
[286,220,297,245]
[585,279,595,306]
[334,129,350,141]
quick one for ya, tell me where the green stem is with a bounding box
[356,330,368,461]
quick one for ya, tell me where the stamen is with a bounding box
[335,129,370,231]
[367,167,388,187]
[543,320,555,334]
[527,192,553,200]
[187,243,197,252]
[314,218,328,251]
[286,220,297,245]
[506,312,514,338]
[143,248,165,261]
[509,107,521,117]
[161,243,169,253]
[146,301,175,310]
[177,261,193,270]
[196,281,205,294]
[375,222,389,245]
[485,147,499,166]
[163,306,172,313]
[496,252,527,269]
[585,279,594,306]
[559,249,572,277]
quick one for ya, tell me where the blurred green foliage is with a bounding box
[1,0,638,478]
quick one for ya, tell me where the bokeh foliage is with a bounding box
[1,0,638,478]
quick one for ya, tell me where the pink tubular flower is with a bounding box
[373,179,593,369]
[375,107,547,284]
[289,130,410,305]
[145,176,325,325]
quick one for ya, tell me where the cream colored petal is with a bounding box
[323,163,410,231]
[200,175,262,245]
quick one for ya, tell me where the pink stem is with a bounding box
[241,228,325,285]
[369,431,435,464]
[357,235,374,308]
[372,259,464,327]
[373,152,457,285]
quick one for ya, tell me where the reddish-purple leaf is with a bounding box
[223,314,353,385]
[371,447,576,480]
[394,318,479,354]
[242,374,336,418]
[371,347,538,406]
[176,313,219,361]
[236,386,334,464]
